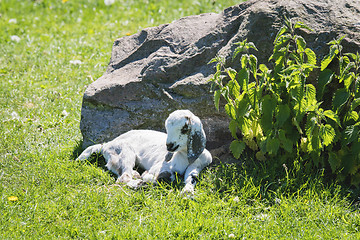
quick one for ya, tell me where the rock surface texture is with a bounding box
[80,0,360,153]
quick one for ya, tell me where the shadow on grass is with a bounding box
[203,149,360,206]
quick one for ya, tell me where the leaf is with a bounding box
[328,152,340,173]
[344,111,359,124]
[226,68,237,81]
[278,129,293,153]
[339,56,351,79]
[296,36,306,53]
[323,110,341,127]
[332,88,350,112]
[293,22,314,32]
[343,125,360,145]
[208,57,219,64]
[228,80,240,99]
[241,54,249,69]
[343,73,354,90]
[230,140,246,159]
[345,52,357,61]
[259,64,268,73]
[214,90,221,111]
[261,95,277,134]
[321,45,339,71]
[317,69,334,99]
[249,54,258,76]
[229,119,238,139]
[305,84,317,106]
[328,35,346,46]
[247,42,258,51]
[282,140,293,153]
[309,126,322,151]
[275,34,292,49]
[320,124,335,146]
[225,103,236,119]
[238,118,252,136]
[233,39,247,60]
[274,26,288,44]
[352,98,360,111]
[236,96,250,117]
[266,137,280,155]
[305,48,316,65]
[275,104,290,127]
[236,68,249,90]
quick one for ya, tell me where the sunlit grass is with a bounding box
[1,0,360,239]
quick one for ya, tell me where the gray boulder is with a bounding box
[80,0,360,156]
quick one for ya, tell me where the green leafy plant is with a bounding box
[209,18,360,185]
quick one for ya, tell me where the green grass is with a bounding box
[1,0,359,239]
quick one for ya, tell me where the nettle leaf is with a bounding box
[309,126,322,151]
[320,124,335,147]
[305,48,316,65]
[339,56,351,79]
[333,88,350,112]
[305,84,317,106]
[339,55,350,69]
[228,80,240,99]
[230,140,246,159]
[236,95,251,117]
[278,129,293,153]
[237,68,249,90]
[323,110,341,127]
[328,35,346,46]
[226,68,237,81]
[247,42,258,51]
[328,152,341,173]
[266,137,280,155]
[259,64,269,73]
[233,39,248,59]
[251,121,264,139]
[225,102,236,119]
[261,95,277,133]
[276,34,292,47]
[229,119,238,139]
[321,45,339,71]
[343,73,354,90]
[276,104,290,127]
[241,54,249,69]
[294,22,314,32]
[305,116,317,138]
[274,55,285,72]
[344,125,360,145]
[249,55,258,76]
[238,117,252,136]
[317,69,334,99]
[214,90,221,111]
[345,52,357,61]
[274,26,288,44]
[247,82,257,105]
[344,111,359,124]
[352,98,360,110]
[296,36,306,53]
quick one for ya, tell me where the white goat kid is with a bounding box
[76,110,212,194]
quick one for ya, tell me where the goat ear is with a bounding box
[187,116,206,163]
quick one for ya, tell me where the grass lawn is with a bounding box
[1,0,359,239]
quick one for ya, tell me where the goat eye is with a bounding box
[181,125,189,134]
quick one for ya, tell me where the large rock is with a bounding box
[80,0,360,153]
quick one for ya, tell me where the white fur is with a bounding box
[76,110,212,194]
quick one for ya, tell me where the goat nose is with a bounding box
[166,143,174,151]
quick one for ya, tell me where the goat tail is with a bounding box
[76,144,103,161]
